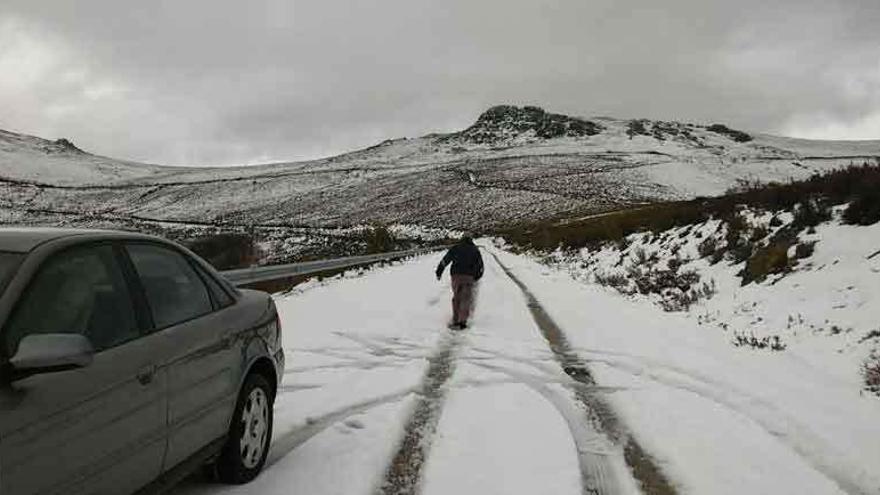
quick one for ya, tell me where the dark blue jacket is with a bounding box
[436,240,483,280]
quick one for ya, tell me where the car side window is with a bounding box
[127,244,213,329]
[194,263,235,309]
[3,245,140,356]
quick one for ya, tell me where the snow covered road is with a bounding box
[174,248,880,495]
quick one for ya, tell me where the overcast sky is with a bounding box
[1,1,879,166]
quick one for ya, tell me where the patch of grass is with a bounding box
[627,119,648,139]
[361,224,396,254]
[864,351,880,397]
[185,233,257,270]
[724,211,747,244]
[500,163,880,252]
[794,241,817,260]
[749,225,769,242]
[733,332,787,351]
[629,265,700,296]
[594,257,714,311]
[740,240,793,285]
[594,271,629,289]
[706,124,753,142]
[696,236,718,258]
[502,201,710,250]
[859,330,880,344]
[792,199,832,229]
[843,188,880,225]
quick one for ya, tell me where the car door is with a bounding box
[0,243,167,495]
[124,242,239,471]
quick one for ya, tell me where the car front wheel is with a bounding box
[217,373,274,484]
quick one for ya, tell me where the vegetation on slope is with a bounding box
[706,124,753,143]
[500,163,880,253]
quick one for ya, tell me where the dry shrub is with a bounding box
[794,241,817,260]
[749,226,769,242]
[362,224,396,253]
[864,351,880,396]
[594,271,629,289]
[733,333,786,351]
[792,200,831,229]
[185,233,256,270]
[707,124,753,142]
[844,188,880,226]
[695,233,716,260]
[741,240,792,285]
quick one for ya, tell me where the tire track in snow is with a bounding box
[265,387,416,468]
[266,376,525,472]
[460,348,631,395]
[377,332,463,495]
[471,361,624,495]
[514,336,880,495]
[573,350,880,495]
[265,332,443,471]
[489,252,677,495]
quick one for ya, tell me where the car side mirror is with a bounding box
[8,334,94,379]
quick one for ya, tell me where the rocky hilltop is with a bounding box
[448,105,603,144]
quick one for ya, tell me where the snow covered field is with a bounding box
[173,248,880,495]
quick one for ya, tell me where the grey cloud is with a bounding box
[1,0,879,166]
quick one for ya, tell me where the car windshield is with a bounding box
[0,252,24,297]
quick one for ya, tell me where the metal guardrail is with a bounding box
[220,247,443,286]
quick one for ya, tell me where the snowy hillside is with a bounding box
[503,183,880,399]
[0,129,172,184]
[2,105,879,231]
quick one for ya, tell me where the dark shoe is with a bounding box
[457,322,468,330]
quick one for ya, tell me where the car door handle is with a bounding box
[137,366,156,385]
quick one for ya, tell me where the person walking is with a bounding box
[435,235,483,329]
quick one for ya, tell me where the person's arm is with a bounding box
[475,251,484,280]
[436,248,454,280]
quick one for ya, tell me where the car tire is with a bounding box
[217,372,274,484]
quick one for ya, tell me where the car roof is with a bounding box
[0,227,156,253]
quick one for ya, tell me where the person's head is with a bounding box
[460,234,474,245]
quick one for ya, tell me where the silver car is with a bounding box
[0,228,284,494]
